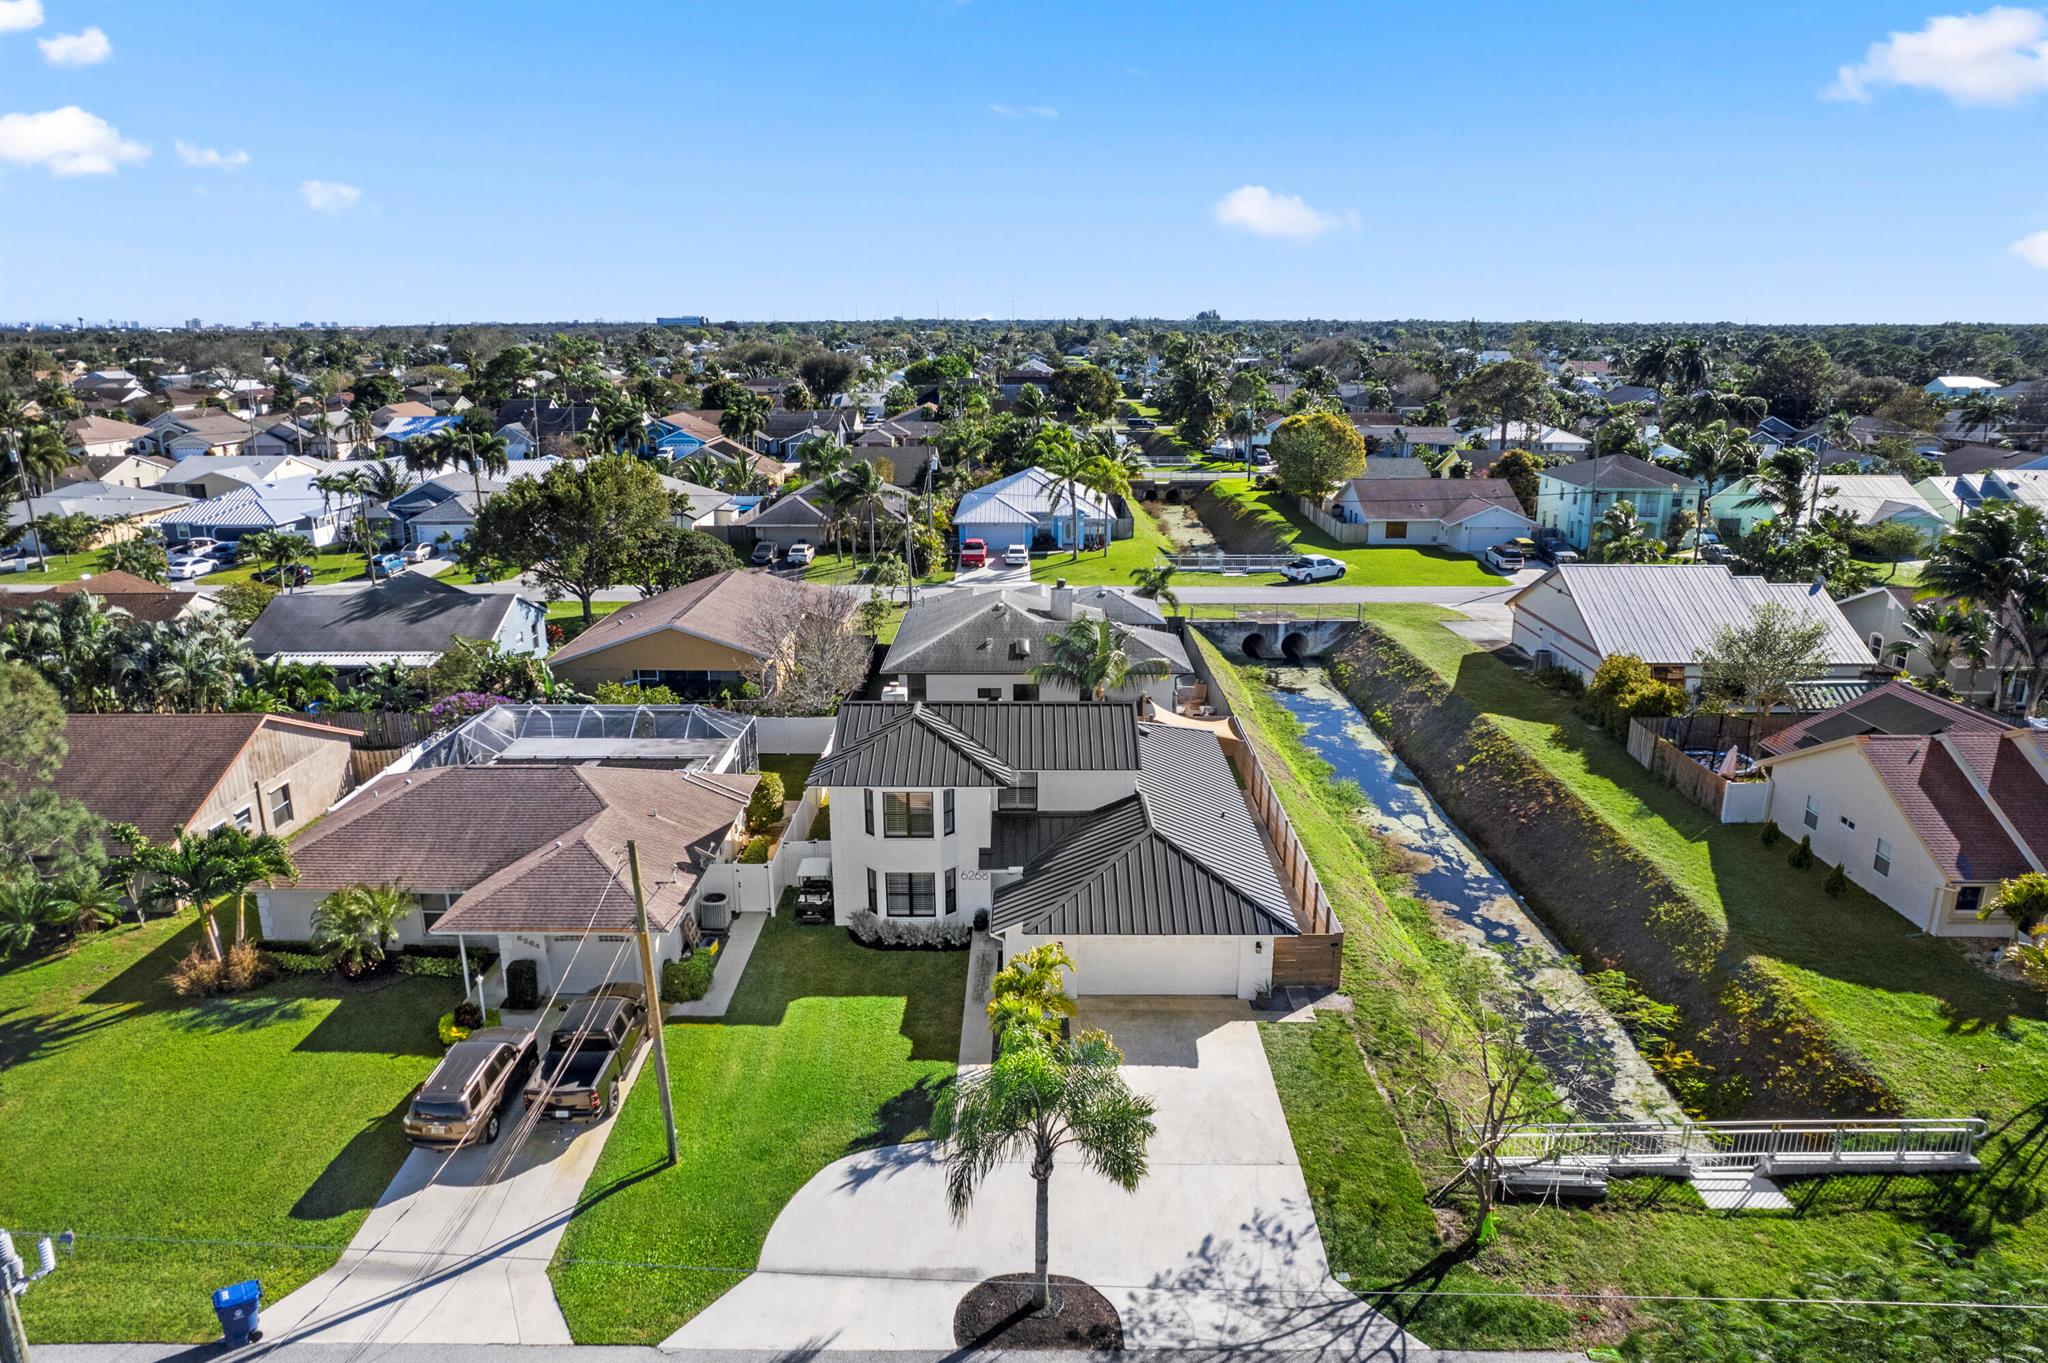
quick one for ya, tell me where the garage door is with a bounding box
[549,934,639,996]
[1059,936,1242,997]
[961,523,1027,555]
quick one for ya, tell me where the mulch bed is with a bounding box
[953,1272,1123,1351]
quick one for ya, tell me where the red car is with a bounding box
[958,538,988,569]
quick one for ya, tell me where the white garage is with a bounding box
[1029,934,1264,998]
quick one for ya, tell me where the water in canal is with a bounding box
[1266,667,1681,1124]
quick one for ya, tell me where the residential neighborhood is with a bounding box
[6,3,2048,1360]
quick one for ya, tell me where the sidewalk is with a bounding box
[668,911,764,1020]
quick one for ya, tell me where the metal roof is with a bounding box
[814,700,1143,788]
[880,588,1189,677]
[956,467,1111,525]
[1523,564,1870,668]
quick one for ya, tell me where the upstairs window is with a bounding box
[997,772,1040,812]
[1873,838,1892,877]
[882,791,935,838]
[1803,795,1819,831]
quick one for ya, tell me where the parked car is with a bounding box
[1280,553,1346,584]
[0,545,34,573]
[750,541,780,567]
[1699,542,1732,564]
[254,563,314,587]
[174,537,220,556]
[165,553,217,580]
[524,992,646,1121]
[1541,544,1582,566]
[1002,543,1030,568]
[1125,416,1156,432]
[371,553,407,578]
[958,538,989,569]
[403,542,437,563]
[1483,543,1526,573]
[785,540,816,567]
[403,1028,537,1149]
[206,543,241,563]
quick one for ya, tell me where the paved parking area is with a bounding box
[668,998,1412,1355]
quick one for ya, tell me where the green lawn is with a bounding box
[757,754,816,800]
[1208,639,2048,1350]
[205,551,371,589]
[549,913,967,1342]
[3,552,97,584]
[801,552,952,587]
[545,599,627,646]
[0,916,451,1342]
[1029,497,1179,585]
[1188,478,1510,587]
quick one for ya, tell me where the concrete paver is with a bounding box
[666,999,1414,1355]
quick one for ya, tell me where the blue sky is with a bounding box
[3,0,2047,325]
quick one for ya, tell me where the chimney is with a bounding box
[1050,578,1073,621]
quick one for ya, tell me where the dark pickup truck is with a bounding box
[523,992,647,1121]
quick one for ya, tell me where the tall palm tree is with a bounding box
[312,467,373,565]
[1225,405,1258,473]
[834,458,888,564]
[1918,502,2048,714]
[134,831,241,959]
[1676,420,1754,559]
[448,418,510,506]
[1029,617,1174,701]
[1013,383,1052,433]
[1589,500,1663,564]
[11,423,73,569]
[719,392,769,449]
[1741,447,1817,531]
[1037,437,1096,560]
[1669,336,1712,391]
[1129,564,1181,615]
[1904,600,1968,683]
[1954,393,2014,445]
[1076,453,1131,557]
[212,826,297,945]
[942,1029,1156,1316]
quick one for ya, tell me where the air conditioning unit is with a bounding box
[1534,649,1554,670]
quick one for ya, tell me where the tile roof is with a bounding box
[814,700,1144,788]
[880,588,1188,676]
[1515,564,1870,668]
[1336,476,1529,524]
[244,574,532,661]
[547,568,831,666]
[288,763,756,934]
[54,714,355,842]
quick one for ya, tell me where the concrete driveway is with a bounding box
[259,1053,643,1346]
[668,999,1413,1355]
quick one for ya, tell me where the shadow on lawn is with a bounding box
[0,999,133,1071]
[721,918,967,1063]
[291,1092,416,1222]
[82,915,210,1010]
[846,1073,952,1154]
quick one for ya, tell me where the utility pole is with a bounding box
[1,1229,65,1363]
[625,842,678,1167]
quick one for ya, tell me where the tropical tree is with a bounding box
[985,942,1078,1048]
[1918,503,2048,715]
[1978,871,2048,942]
[1741,447,1818,531]
[132,830,241,959]
[1224,405,1259,473]
[310,882,415,976]
[795,436,847,487]
[96,536,169,583]
[9,423,73,568]
[48,864,124,936]
[1674,420,1754,559]
[239,530,314,592]
[941,1029,1156,1316]
[1030,617,1173,701]
[446,417,511,506]
[0,873,59,959]
[1129,564,1180,615]
[719,391,769,448]
[1033,428,1097,559]
[1013,383,1053,432]
[1589,500,1663,564]
[1696,599,1830,715]
[360,458,417,507]
[1954,393,2014,445]
[834,458,889,564]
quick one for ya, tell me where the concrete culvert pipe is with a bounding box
[1282,632,1310,660]
[1242,632,1268,659]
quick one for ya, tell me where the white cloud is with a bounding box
[299,179,360,212]
[1213,184,1347,242]
[1827,6,2048,104]
[0,106,146,176]
[38,26,109,65]
[0,0,43,34]
[176,139,248,169]
[989,103,1058,118]
[2011,229,2048,267]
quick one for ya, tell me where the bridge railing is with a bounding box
[1166,552,1299,573]
[1490,1118,1988,1168]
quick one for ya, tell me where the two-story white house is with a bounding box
[811,701,1298,998]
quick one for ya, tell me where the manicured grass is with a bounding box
[1189,478,1509,587]
[549,914,967,1342]
[545,599,627,646]
[802,551,952,586]
[434,562,523,586]
[1028,498,1178,585]
[204,551,371,589]
[2,552,97,583]
[1362,604,2048,1124]
[0,916,451,1342]
[757,754,816,799]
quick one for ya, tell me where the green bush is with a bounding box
[437,1006,501,1046]
[746,772,786,833]
[660,944,720,1003]
[398,953,463,978]
[1760,822,1783,847]
[504,958,540,1010]
[809,802,832,839]
[1791,834,1814,870]
[1825,862,1848,896]
[739,835,772,864]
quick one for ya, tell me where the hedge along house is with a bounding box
[256,763,758,1000]
[811,700,1298,999]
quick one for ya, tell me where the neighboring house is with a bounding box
[1507,562,1872,686]
[494,400,597,454]
[7,481,193,543]
[812,702,1298,998]
[1600,384,1661,408]
[371,400,436,429]
[1835,587,2006,701]
[880,583,1187,708]
[63,416,153,460]
[955,466,1115,554]
[1788,414,1941,456]
[0,570,213,626]
[148,412,255,458]
[1935,444,2048,478]
[1357,424,1464,458]
[1755,689,2047,936]
[739,478,910,552]
[374,413,461,456]
[60,451,171,489]
[650,410,722,458]
[1533,454,1699,550]
[244,574,546,670]
[157,453,333,501]
[1925,375,2003,397]
[52,713,357,842]
[1707,473,1954,540]
[1324,476,1532,553]
[548,568,836,693]
[157,476,349,548]
[755,409,861,458]
[246,412,366,460]
[258,762,758,998]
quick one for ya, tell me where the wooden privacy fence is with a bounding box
[1627,716,1775,822]
[312,710,436,749]
[1219,717,1345,989]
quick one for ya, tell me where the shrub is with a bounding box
[594,680,680,704]
[397,953,463,978]
[1578,652,1686,736]
[453,999,484,1027]
[1791,834,1814,870]
[845,909,973,950]
[746,772,786,832]
[809,801,832,840]
[661,943,721,1003]
[1824,862,1848,897]
[437,1005,502,1046]
[1531,665,1584,696]
[168,941,275,999]
[504,958,540,1010]
[739,835,772,864]
[1760,822,1783,847]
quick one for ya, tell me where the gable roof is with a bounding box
[739,479,909,530]
[1853,735,2037,884]
[10,482,192,525]
[1761,680,2009,756]
[547,568,829,666]
[881,587,1187,676]
[1512,563,1870,668]
[814,700,1144,788]
[1335,476,1529,524]
[1539,454,1695,492]
[245,574,531,663]
[54,713,356,841]
[0,571,196,625]
[64,415,153,446]
[956,467,1112,524]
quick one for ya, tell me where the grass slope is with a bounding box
[0,917,450,1341]
[549,914,966,1343]
[1192,479,1510,586]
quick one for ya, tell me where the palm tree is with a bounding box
[1077,454,1131,557]
[1918,502,2048,715]
[448,419,511,506]
[311,882,414,976]
[1978,871,2048,942]
[1669,336,1712,391]
[673,452,726,488]
[1037,437,1096,561]
[134,831,241,959]
[360,457,417,506]
[240,530,314,592]
[835,459,889,564]
[986,942,1079,1049]
[1129,564,1181,615]
[1013,383,1052,432]
[1954,393,2014,445]
[1741,447,1817,531]
[312,467,373,566]
[1224,405,1258,473]
[0,874,56,959]
[795,436,847,488]
[719,392,769,449]
[49,865,124,936]
[1675,421,1754,560]
[11,423,73,569]
[1627,339,1675,389]
[1030,617,1174,701]
[1905,601,1968,684]
[1589,500,1663,564]
[941,1029,1156,1316]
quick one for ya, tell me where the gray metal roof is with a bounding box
[880,588,1189,677]
[244,574,531,660]
[1523,564,1871,668]
[814,700,1143,788]
[1539,454,1696,492]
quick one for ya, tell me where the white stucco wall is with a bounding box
[998,928,1272,999]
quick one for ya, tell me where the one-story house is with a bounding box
[1707,473,1954,541]
[8,482,194,545]
[812,701,1298,998]
[738,478,910,553]
[243,573,547,670]
[156,453,333,501]
[63,415,154,460]
[157,476,349,548]
[547,568,836,693]
[1834,586,2003,700]
[1507,563,1872,686]
[1323,476,1532,552]
[954,466,1115,554]
[0,570,214,626]
[880,582,1186,708]
[53,713,357,842]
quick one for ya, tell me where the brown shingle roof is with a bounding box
[54,714,355,842]
[1337,476,1528,524]
[0,572,196,625]
[548,569,832,666]
[1761,680,2009,757]
[1859,736,2036,883]
[64,416,153,446]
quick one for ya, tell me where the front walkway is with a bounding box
[258,1050,647,1346]
[665,998,1414,1355]
[668,911,764,1020]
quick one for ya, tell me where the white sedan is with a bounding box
[1280,554,1346,584]
[1003,543,1030,568]
[785,541,816,567]
[165,554,218,580]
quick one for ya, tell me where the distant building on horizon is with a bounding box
[656,315,708,327]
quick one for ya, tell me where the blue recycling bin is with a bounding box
[212,1278,263,1345]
